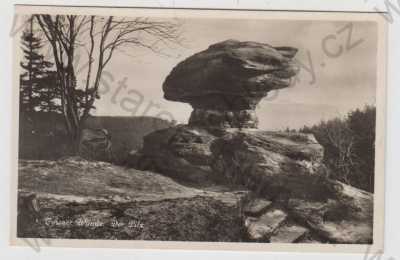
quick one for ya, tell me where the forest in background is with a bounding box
[299,105,376,192]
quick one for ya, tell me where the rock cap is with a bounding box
[163,39,300,111]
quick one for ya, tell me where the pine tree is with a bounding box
[20,17,58,114]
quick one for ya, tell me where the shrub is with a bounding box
[300,105,376,192]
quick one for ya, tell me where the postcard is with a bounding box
[10,5,387,253]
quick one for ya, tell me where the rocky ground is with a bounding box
[130,126,374,244]
[17,157,248,241]
[17,157,311,243]
[18,154,372,244]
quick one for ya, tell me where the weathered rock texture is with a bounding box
[163,40,299,128]
[134,127,373,243]
[129,125,218,184]
[17,158,248,241]
[131,40,374,244]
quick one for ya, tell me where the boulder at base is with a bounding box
[133,128,374,244]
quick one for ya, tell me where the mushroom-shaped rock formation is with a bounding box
[163,40,299,128]
[129,40,374,244]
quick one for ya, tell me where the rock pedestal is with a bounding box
[189,109,258,128]
[130,40,374,244]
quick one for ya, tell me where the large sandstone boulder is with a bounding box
[133,128,373,243]
[210,130,373,244]
[128,39,374,244]
[164,40,299,108]
[163,40,300,128]
[129,125,219,184]
[210,130,325,196]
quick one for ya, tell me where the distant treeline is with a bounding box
[19,112,174,164]
[298,105,376,192]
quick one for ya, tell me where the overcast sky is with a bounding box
[85,18,378,130]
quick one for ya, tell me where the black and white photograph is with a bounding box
[10,6,386,253]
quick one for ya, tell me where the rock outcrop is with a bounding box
[17,158,248,241]
[133,127,373,243]
[131,40,374,244]
[18,157,372,243]
[129,125,218,184]
[163,40,299,128]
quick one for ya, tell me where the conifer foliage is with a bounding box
[20,17,59,114]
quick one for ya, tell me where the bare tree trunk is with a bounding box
[35,14,182,155]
